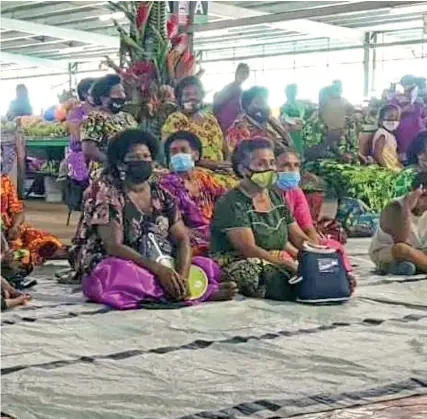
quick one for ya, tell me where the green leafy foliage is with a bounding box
[305,160,416,212]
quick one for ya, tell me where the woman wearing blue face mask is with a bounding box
[275,149,353,276]
[159,131,227,256]
[210,139,310,300]
[71,129,237,309]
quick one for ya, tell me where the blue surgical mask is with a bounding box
[170,153,195,172]
[276,171,301,190]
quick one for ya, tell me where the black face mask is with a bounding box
[251,107,269,123]
[124,161,152,184]
[108,98,125,114]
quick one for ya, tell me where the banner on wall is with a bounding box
[167,1,209,25]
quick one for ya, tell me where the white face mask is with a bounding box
[383,120,399,132]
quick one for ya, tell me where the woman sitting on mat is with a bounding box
[210,138,309,301]
[371,104,402,171]
[159,131,226,256]
[1,173,63,281]
[275,148,353,274]
[71,129,237,310]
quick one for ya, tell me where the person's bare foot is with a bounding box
[210,281,238,301]
[348,273,357,295]
[5,294,31,308]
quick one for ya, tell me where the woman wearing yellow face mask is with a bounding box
[210,138,309,300]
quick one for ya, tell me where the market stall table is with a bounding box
[23,137,69,201]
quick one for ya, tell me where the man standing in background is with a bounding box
[213,63,250,133]
[280,84,305,155]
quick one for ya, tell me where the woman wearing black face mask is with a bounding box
[71,129,236,309]
[226,86,291,155]
[81,74,137,180]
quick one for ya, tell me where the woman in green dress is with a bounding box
[210,138,309,300]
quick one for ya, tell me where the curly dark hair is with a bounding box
[91,74,121,105]
[378,104,400,122]
[77,78,97,101]
[231,138,273,178]
[163,130,203,164]
[407,131,427,166]
[241,86,269,112]
[174,76,204,105]
[107,129,159,169]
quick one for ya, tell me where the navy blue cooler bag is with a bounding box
[291,244,350,304]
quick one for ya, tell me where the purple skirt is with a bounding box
[82,256,220,310]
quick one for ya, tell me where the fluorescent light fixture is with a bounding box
[62,46,87,54]
[390,4,427,15]
[99,12,125,22]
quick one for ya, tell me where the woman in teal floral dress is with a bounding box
[210,138,309,300]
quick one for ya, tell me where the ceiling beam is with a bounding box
[206,2,364,43]
[1,51,68,70]
[0,17,119,48]
[196,1,422,33]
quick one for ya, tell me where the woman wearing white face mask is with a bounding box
[371,104,403,171]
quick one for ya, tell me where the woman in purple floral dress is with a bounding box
[159,131,226,256]
[70,129,237,309]
[66,78,97,182]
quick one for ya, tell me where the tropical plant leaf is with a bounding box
[107,1,134,21]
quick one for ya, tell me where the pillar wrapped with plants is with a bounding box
[106,1,198,137]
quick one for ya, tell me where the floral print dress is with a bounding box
[1,174,62,269]
[159,168,226,255]
[70,175,179,279]
[210,187,296,300]
[81,110,137,179]
[161,111,225,161]
[225,113,284,154]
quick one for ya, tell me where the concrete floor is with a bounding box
[25,200,79,245]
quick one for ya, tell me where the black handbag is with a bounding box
[292,244,350,304]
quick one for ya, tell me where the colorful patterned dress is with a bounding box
[161,111,225,161]
[70,175,220,310]
[225,113,283,154]
[159,168,226,255]
[1,174,62,268]
[80,110,137,179]
[66,102,91,182]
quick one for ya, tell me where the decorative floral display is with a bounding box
[105,1,200,135]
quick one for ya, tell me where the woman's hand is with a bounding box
[7,225,20,241]
[154,264,187,301]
